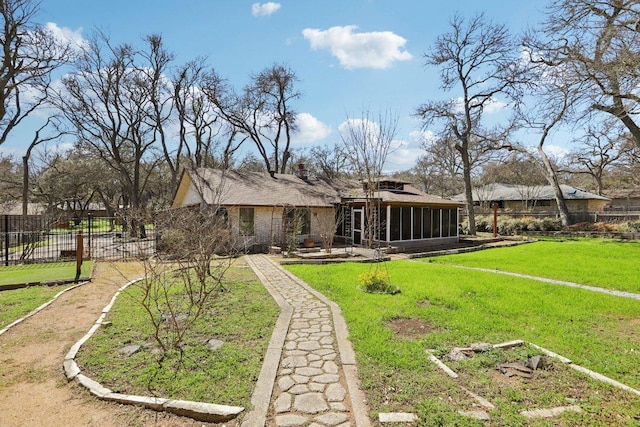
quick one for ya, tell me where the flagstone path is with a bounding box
[244,255,371,427]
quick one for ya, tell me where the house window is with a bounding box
[412,207,422,240]
[423,208,432,238]
[449,208,458,236]
[239,208,254,235]
[402,207,412,240]
[433,209,441,238]
[284,208,310,235]
[390,207,401,241]
[442,209,450,237]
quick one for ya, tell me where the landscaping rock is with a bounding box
[526,355,545,370]
[497,362,534,379]
[379,412,418,423]
[206,338,224,351]
[448,347,469,361]
[119,344,141,356]
[469,342,492,352]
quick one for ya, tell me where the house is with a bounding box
[602,189,640,211]
[453,183,610,222]
[171,167,464,252]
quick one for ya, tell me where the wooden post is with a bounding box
[493,203,498,238]
[75,230,84,282]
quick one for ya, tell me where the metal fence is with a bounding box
[1,214,156,266]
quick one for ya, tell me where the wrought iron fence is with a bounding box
[1,214,156,266]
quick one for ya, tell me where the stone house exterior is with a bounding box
[172,168,463,252]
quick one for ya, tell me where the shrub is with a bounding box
[358,269,399,294]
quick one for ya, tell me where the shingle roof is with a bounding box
[602,188,640,199]
[452,183,610,202]
[342,184,464,206]
[180,168,464,208]
[186,168,341,207]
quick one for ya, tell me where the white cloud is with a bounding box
[302,25,413,69]
[384,138,425,172]
[251,2,281,17]
[484,97,507,114]
[453,96,507,115]
[45,22,86,51]
[409,130,436,145]
[294,113,332,143]
[544,144,570,159]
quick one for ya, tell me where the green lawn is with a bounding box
[427,239,640,293]
[285,247,640,426]
[0,261,92,286]
[0,261,93,330]
[0,284,72,329]
[75,259,279,408]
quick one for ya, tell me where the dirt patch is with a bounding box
[386,318,434,338]
[0,262,227,427]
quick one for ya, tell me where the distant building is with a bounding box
[452,183,610,223]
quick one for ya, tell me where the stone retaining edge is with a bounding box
[64,276,245,423]
[241,255,294,427]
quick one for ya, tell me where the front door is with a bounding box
[352,208,364,245]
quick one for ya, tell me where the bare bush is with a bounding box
[133,205,238,354]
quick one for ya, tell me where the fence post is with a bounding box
[4,215,8,266]
[75,230,84,282]
[87,213,92,260]
[493,203,499,238]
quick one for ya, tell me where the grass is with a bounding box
[75,258,279,408]
[429,238,640,293]
[285,251,640,425]
[0,261,93,330]
[0,261,92,286]
[0,283,75,329]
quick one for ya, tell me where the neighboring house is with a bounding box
[0,202,47,216]
[171,167,463,252]
[0,202,48,248]
[453,183,610,222]
[602,189,640,211]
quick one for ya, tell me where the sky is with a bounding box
[4,0,550,172]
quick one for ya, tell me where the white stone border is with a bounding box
[63,277,245,423]
[425,339,640,398]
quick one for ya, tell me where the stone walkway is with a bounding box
[244,255,371,427]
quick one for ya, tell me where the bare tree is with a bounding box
[56,32,165,236]
[566,120,633,195]
[416,13,526,235]
[135,205,236,358]
[340,109,397,249]
[0,0,72,146]
[207,64,300,173]
[479,153,548,187]
[173,60,248,170]
[307,143,350,179]
[512,62,576,227]
[529,0,640,148]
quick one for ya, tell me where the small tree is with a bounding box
[312,207,344,253]
[134,204,237,357]
[340,109,397,250]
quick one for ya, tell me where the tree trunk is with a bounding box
[538,146,570,227]
[22,156,29,218]
[460,148,476,235]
